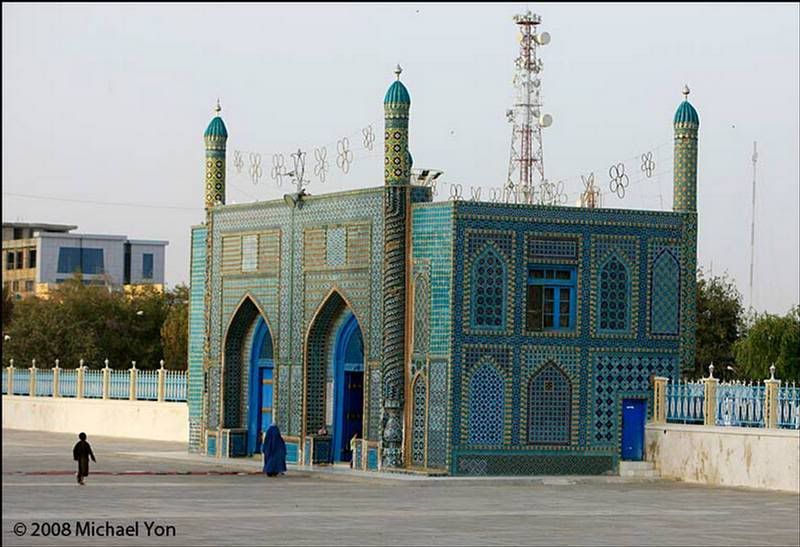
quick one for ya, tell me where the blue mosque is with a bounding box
[187,68,700,475]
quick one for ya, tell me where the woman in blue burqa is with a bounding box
[261,424,287,477]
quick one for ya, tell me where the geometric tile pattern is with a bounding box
[527,364,571,445]
[426,358,448,469]
[411,373,427,466]
[598,255,629,332]
[651,248,680,335]
[529,237,578,261]
[326,227,346,268]
[591,351,676,445]
[467,362,505,446]
[470,245,507,330]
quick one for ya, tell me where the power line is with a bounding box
[3,192,201,211]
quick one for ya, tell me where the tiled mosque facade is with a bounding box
[188,73,700,475]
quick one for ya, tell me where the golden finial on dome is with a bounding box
[682,84,690,98]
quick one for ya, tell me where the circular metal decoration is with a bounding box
[248,153,263,185]
[608,162,630,199]
[336,137,354,174]
[641,151,655,178]
[362,125,376,151]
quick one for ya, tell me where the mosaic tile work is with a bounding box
[527,365,571,445]
[598,255,630,332]
[520,346,581,447]
[412,268,430,356]
[368,365,382,441]
[222,297,262,428]
[326,227,346,268]
[470,246,507,330]
[456,454,614,476]
[590,235,639,339]
[411,373,427,466]
[467,363,505,445]
[188,226,207,451]
[650,245,681,336]
[590,351,676,445]
[426,358,449,469]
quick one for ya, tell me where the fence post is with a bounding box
[763,364,780,429]
[29,359,37,397]
[157,360,166,402]
[129,361,137,401]
[7,360,14,396]
[102,359,110,400]
[76,359,85,399]
[52,360,60,398]
[703,364,718,426]
[653,376,669,424]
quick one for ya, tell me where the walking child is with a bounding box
[72,432,96,485]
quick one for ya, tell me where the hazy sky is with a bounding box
[3,3,798,314]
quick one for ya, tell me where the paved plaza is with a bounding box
[2,429,798,546]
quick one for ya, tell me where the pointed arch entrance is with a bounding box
[305,290,365,462]
[222,295,275,456]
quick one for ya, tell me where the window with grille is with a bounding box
[526,266,576,332]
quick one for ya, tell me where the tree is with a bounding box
[161,284,189,370]
[694,269,745,380]
[2,284,13,330]
[734,306,800,382]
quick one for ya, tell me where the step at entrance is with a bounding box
[618,461,660,479]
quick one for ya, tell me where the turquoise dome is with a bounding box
[674,100,699,126]
[384,80,411,105]
[204,116,228,139]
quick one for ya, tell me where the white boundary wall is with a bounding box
[2,396,188,443]
[646,423,799,493]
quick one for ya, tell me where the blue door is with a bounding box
[248,318,274,455]
[332,312,364,462]
[621,399,646,461]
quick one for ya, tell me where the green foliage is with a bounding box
[734,306,800,382]
[694,269,745,380]
[3,274,188,370]
[161,284,189,371]
[2,284,13,329]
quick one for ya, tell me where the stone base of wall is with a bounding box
[646,423,799,493]
[2,396,188,443]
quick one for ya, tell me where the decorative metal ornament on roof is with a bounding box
[362,125,376,151]
[449,183,463,201]
[336,137,354,174]
[538,178,567,205]
[290,148,310,190]
[271,154,286,187]
[313,147,329,183]
[641,151,655,178]
[233,150,244,174]
[470,186,482,202]
[608,162,630,198]
[580,172,602,208]
[248,153,263,185]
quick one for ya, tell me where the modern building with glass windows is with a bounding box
[189,73,699,476]
[2,222,168,298]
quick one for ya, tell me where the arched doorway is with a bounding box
[305,290,365,463]
[332,312,364,462]
[247,317,274,454]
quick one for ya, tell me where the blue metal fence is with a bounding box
[164,370,187,401]
[666,380,704,424]
[13,368,30,395]
[136,370,159,401]
[3,365,188,402]
[35,370,54,397]
[778,383,800,429]
[83,370,104,398]
[716,383,765,427]
[109,370,130,399]
[60,369,77,397]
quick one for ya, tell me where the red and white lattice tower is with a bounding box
[505,10,552,204]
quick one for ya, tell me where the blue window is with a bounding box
[470,246,507,329]
[57,247,104,275]
[526,266,576,331]
[598,255,629,332]
[142,253,154,279]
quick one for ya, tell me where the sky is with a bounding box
[2,3,798,314]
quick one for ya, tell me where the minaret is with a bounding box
[672,85,699,212]
[672,85,699,373]
[381,65,411,469]
[204,100,228,209]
